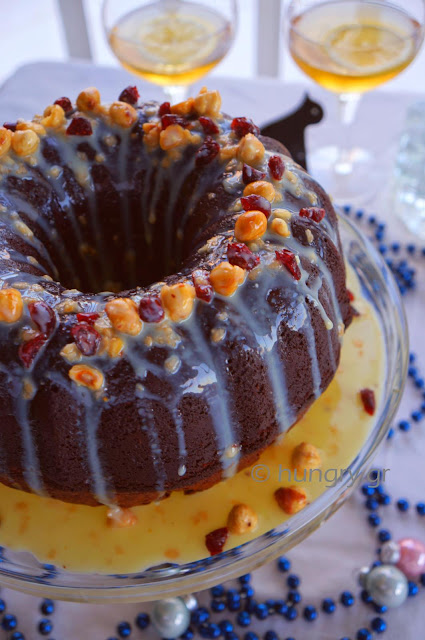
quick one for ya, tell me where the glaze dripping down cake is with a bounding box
[0,86,352,508]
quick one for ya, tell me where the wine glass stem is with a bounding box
[334,92,362,176]
[163,84,189,104]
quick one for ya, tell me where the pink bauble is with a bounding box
[397,538,425,579]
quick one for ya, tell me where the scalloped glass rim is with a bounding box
[0,211,409,603]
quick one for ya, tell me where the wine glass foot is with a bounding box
[163,85,190,105]
[308,145,381,207]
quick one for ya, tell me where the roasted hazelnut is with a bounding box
[11,130,40,156]
[159,124,195,150]
[106,506,138,528]
[235,211,268,242]
[194,87,221,117]
[0,288,23,323]
[243,180,276,202]
[42,104,65,129]
[60,343,82,363]
[227,503,258,534]
[142,122,160,148]
[209,261,245,296]
[170,97,195,116]
[270,218,290,237]
[273,208,292,221]
[76,87,101,112]
[238,133,265,166]
[274,486,308,514]
[160,282,196,322]
[291,442,322,473]
[109,101,138,128]
[0,127,12,157]
[69,364,104,391]
[16,120,46,136]
[105,298,142,335]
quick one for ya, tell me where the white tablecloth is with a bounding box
[0,61,424,640]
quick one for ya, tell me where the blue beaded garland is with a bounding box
[219,620,233,633]
[284,606,298,621]
[10,633,25,640]
[236,611,251,627]
[38,619,53,636]
[264,632,278,640]
[397,499,410,512]
[357,629,372,640]
[40,599,54,615]
[303,605,317,621]
[211,600,226,612]
[368,513,381,527]
[286,574,300,589]
[1,614,17,631]
[340,591,355,607]
[287,591,301,604]
[378,529,391,543]
[274,600,288,615]
[135,613,150,630]
[408,581,419,597]
[417,502,425,516]
[192,607,210,625]
[371,617,387,634]
[322,598,336,613]
[277,557,291,572]
[254,603,268,620]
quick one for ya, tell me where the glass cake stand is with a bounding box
[0,212,408,604]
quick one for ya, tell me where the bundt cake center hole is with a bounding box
[53,203,194,294]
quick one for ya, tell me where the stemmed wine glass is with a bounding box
[103,0,238,105]
[286,0,425,205]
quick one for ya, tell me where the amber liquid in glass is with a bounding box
[109,0,233,86]
[289,0,421,93]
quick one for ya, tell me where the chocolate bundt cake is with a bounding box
[0,86,352,507]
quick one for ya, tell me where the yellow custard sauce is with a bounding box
[0,268,384,574]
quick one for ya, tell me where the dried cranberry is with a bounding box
[158,101,171,116]
[3,122,17,132]
[66,117,93,136]
[299,207,325,223]
[54,97,73,116]
[71,323,101,357]
[192,269,213,303]
[138,295,164,323]
[268,155,285,180]
[28,301,56,337]
[275,249,301,280]
[19,334,46,368]
[76,312,99,325]
[360,388,375,415]
[195,136,220,167]
[199,116,219,135]
[161,114,189,129]
[205,527,228,556]
[227,243,260,271]
[242,164,266,185]
[118,85,139,105]
[347,289,355,302]
[241,194,271,218]
[231,117,260,138]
